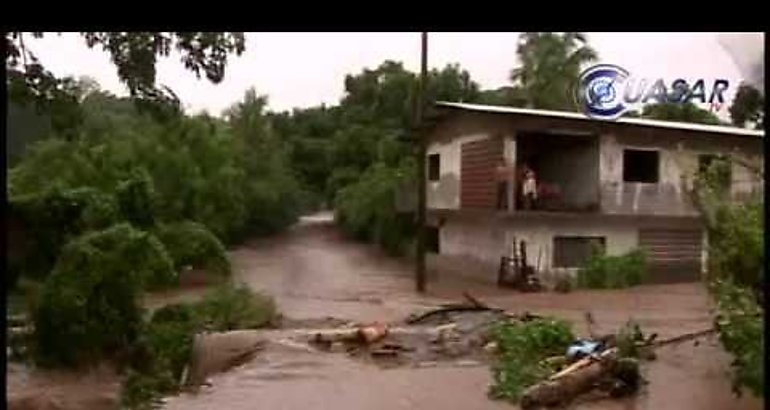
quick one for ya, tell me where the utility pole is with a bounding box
[415,32,428,293]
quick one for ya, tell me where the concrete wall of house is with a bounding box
[598,132,763,216]
[432,215,638,283]
[426,133,486,210]
[599,133,695,216]
[426,111,763,216]
[426,117,516,210]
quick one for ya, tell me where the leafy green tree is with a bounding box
[476,86,528,107]
[510,32,598,111]
[283,60,484,252]
[729,84,764,129]
[6,101,53,164]
[6,32,245,135]
[692,157,764,398]
[224,89,302,237]
[426,63,480,104]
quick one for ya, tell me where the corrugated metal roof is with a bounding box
[434,101,764,138]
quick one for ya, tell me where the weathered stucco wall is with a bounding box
[425,111,763,216]
[426,134,486,210]
[426,117,516,210]
[599,132,763,215]
[432,215,639,283]
[599,133,695,216]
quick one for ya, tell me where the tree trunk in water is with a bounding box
[520,355,616,409]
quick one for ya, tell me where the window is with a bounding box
[425,226,440,254]
[428,154,440,181]
[553,236,606,268]
[623,149,659,183]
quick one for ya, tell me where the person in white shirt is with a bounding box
[521,168,538,210]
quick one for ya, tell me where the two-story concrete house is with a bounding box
[423,102,764,284]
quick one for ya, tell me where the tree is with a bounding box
[269,61,483,204]
[426,63,480,104]
[476,86,528,107]
[691,158,764,397]
[641,102,723,125]
[729,84,764,130]
[6,32,246,134]
[510,33,598,111]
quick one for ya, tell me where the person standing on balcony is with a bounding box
[496,158,514,210]
[521,167,538,210]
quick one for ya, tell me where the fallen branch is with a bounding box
[648,328,717,348]
[405,305,501,325]
[463,291,490,309]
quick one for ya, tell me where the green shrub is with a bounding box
[694,156,764,398]
[116,169,157,229]
[489,318,574,403]
[713,280,764,397]
[155,221,231,277]
[121,368,176,410]
[616,319,645,358]
[196,284,277,331]
[120,285,277,408]
[708,200,763,292]
[7,186,121,284]
[142,303,199,382]
[32,224,175,367]
[577,248,648,289]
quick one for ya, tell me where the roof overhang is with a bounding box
[427,101,764,139]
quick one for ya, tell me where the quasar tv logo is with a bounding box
[575,64,730,120]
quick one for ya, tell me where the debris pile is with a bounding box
[517,328,651,409]
[185,293,719,409]
[307,292,530,367]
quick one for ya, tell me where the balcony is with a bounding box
[509,130,601,213]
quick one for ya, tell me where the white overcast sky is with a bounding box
[24,32,764,120]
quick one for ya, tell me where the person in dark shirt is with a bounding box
[496,159,514,210]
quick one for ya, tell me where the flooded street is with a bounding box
[6,213,763,410]
[162,213,761,410]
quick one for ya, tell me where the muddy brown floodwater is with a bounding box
[162,212,762,410]
[7,213,764,410]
